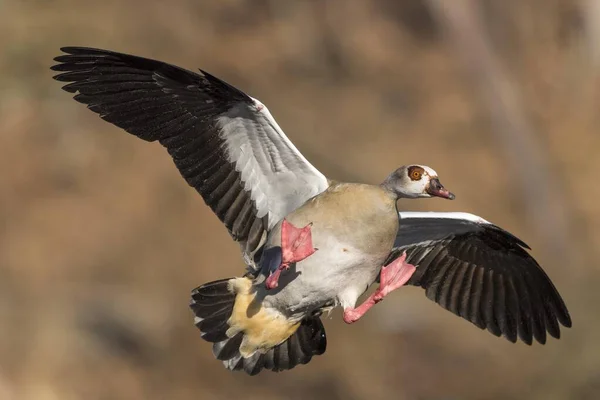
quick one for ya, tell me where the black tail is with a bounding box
[189,278,327,376]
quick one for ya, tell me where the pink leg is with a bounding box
[266,219,317,289]
[343,252,416,324]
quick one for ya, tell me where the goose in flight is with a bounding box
[51,47,571,376]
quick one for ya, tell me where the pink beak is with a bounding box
[426,178,455,200]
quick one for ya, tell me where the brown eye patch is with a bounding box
[407,166,424,181]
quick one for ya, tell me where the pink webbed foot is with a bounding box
[281,220,317,264]
[343,307,367,324]
[373,251,416,301]
[265,219,317,290]
[342,252,416,323]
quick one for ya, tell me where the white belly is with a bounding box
[259,234,386,320]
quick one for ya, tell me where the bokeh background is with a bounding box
[1,0,598,399]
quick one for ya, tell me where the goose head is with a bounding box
[381,165,455,200]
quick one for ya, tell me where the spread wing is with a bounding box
[387,212,572,345]
[51,47,329,267]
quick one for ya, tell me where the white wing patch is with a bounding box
[217,98,329,229]
[399,211,491,225]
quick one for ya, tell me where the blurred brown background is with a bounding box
[1,0,598,399]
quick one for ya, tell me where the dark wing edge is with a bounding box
[388,212,572,345]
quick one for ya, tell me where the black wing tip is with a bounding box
[504,315,571,345]
[509,300,571,345]
[489,326,565,346]
[523,338,534,346]
[51,47,91,82]
[198,68,253,104]
[483,223,531,250]
[51,46,108,66]
[59,46,113,55]
[51,46,252,105]
[50,65,65,74]
[50,46,129,78]
[520,334,533,346]
[561,314,573,328]
[58,46,82,55]
[498,328,521,345]
[60,46,84,53]
[553,297,573,328]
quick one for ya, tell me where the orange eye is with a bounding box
[407,166,425,181]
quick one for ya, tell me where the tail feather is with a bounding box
[219,317,327,375]
[190,277,327,375]
[190,278,235,343]
[213,333,244,361]
[200,324,229,343]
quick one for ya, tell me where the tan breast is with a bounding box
[283,183,399,255]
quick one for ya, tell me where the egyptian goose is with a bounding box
[51,47,571,376]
